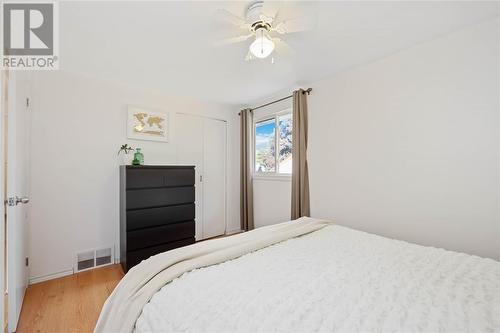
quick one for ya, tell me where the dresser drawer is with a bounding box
[126,186,194,210]
[126,203,195,231]
[126,168,195,189]
[126,221,195,251]
[126,237,195,268]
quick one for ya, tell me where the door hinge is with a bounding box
[26,97,29,107]
[4,197,15,207]
[200,175,203,182]
[25,257,29,266]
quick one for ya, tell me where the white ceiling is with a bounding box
[60,1,499,105]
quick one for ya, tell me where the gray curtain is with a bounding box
[291,89,310,219]
[240,108,254,231]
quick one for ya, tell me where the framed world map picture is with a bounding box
[127,106,168,142]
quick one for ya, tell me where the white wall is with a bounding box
[253,178,291,228]
[28,71,240,281]
[253,19,500,259]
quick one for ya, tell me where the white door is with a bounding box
[5,72,30,333]
[202,118,226,239]
[176,114,226,240]
[176,114,204,240]
[0,68,8,333]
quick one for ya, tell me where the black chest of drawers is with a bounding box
[120,165,195,272]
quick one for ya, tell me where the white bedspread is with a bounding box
[96,218,331,332]
[136,225,499,333]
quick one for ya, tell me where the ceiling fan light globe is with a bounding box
[249,35,275,59]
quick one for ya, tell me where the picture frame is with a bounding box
[127,105,168,142]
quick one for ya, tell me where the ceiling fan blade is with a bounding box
[260,13,274,25]
[273,37,294,56]
[261,1,281,22]
[273,22,287,34]
[245,51,256,62]
[214,34,253,46]
[214,9,249,29]
[274,15,315,34]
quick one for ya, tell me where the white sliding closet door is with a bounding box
[176,114,204,240]
[176,114,226,240]
[202,118,226,239]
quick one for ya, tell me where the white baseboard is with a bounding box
[225,229,244,235]
[29,269,74,285]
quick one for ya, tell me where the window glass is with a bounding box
[278,113,292,174]
[255,119,276,172]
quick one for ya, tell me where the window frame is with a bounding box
[253,108,292,180]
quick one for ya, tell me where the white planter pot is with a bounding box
[119,153,133,165]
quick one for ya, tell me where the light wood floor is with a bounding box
[14,234,238,332]
[16,264,124,333]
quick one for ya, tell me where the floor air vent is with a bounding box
[96,247,112,266]
[76,246,114,272]
[77,250,95,271]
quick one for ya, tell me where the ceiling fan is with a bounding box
[214,1,314,62]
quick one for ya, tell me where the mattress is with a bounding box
[135,225,499,333]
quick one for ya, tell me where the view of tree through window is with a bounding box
[255,112,292,174]
[278,113,292,173]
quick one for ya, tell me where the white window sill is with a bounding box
[253,174,292,182]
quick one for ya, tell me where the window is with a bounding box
[254,111,292,175]
[255,118,276,172]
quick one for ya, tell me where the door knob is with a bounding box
[16,197,29,205]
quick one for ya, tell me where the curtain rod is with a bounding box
[239,88,312,115]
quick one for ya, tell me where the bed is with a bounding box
[95,217,499,333]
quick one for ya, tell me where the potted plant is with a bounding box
[118,144,144,165]
[118,144,135,165]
